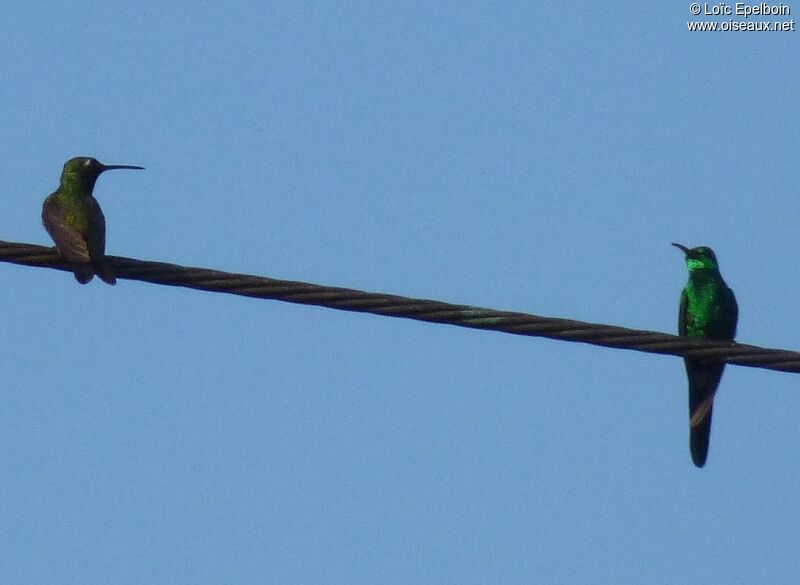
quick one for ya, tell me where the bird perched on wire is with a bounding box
[42,156,143,285]
[672,243,738,468]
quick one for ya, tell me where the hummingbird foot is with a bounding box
[72,264,94,284]
[95,260,116,286]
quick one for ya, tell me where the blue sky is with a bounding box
[1,2,798,583]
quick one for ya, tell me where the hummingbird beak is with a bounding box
[100,164,145,172]
[671,242,690,255]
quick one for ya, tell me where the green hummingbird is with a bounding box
[42,157,143,285]
[672,243,738,468]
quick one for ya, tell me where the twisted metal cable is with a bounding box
[2,239,799,373]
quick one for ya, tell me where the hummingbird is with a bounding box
[672,243,738,468]
[42,157,143,285]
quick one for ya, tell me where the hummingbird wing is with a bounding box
[83,198,115,285]
[42,195,94,283]
[84,197,107,260]
[712,285,738,340]
[678,288,688,337]
[42,195,92,264]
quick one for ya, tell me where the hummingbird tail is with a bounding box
[95,260,117,286]
[690,402,713,468]
[686,360,724,468]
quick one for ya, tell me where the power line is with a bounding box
[2,239,798,374]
